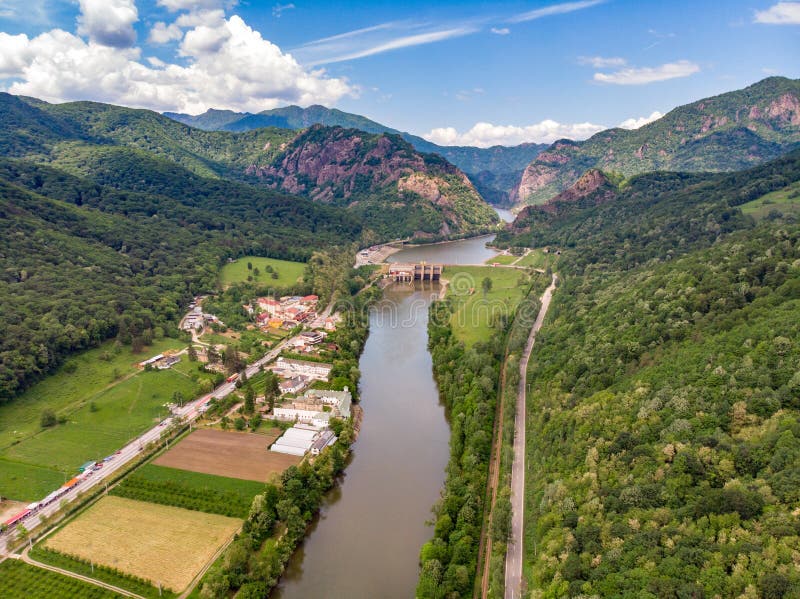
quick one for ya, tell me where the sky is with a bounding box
[0,0,798,147]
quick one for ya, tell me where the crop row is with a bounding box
[110,474,252,518]
[30,546,175,599]
[0,558,122,599]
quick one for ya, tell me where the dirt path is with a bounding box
[505,274,557,599]
[21,547,145,599]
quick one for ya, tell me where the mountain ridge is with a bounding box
[514,76,800,205]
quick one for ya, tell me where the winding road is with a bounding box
[505,274,557,599]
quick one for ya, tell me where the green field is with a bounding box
[219,256,306,287]
[445,266,532,345]
[111,464,265,518]
[0,361,200,501]
[740,180,800,220]
[514,249,555,269]
[0,558,122,599]
[484,253,518,265]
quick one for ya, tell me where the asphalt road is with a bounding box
[0,339,286,555]
[505,274,557,599]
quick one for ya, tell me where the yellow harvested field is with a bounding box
[44,496,240,592]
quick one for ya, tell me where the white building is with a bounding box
[270,426,319,456]
[275,357,333,381]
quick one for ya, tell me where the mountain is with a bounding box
[245,124,500,239]
[164,104,546,203]
[515,76,800,205]
[3,93,497,240]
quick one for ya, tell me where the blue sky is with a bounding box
[0,0,798,146]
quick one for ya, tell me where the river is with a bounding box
[273,235,499,598]
[273,283,449,598]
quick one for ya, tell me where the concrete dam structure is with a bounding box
[384,262,442,282]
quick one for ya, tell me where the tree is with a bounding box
[244,386,255,414]
[41,409,57,428]
[481,276,493,296]
[173,390,185,407]
[187,345,198,362]
[247,261,252,270]
[263,372,280,412]
[234,417,246,431]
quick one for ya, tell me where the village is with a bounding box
[170,292,355,459]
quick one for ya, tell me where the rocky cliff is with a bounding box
[246,125,499,239]
[516,77,800,205]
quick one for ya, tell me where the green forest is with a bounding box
[500,150,800,596]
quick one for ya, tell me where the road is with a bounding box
[0,338,287,556]
[505,274,557,599]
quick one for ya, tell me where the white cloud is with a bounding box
[509,0,604,23]
[618,111,663,129]
[0,13,353,114]
[594,60,700,85]
[76,0,138,48]
[424,120,606,148]
[299,26,477,66]
[754,2,800,24]
[578,55,627,68]
[149,21,183,44]
[490,27,510,35]
[273,3,295,18]
[157,0,229,11]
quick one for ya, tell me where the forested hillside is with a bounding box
[516,76,800,205]
[510,151,800,595]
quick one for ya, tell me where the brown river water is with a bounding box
[272,235,498,598]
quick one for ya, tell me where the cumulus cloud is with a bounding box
[76,0,138,48]
[754,2,800,24]
[149,21,183,44]
[594,60,699,85]
[578,55,627,68]
[0,9,353,113]
[618,111,664,129]
[423,120,607,148]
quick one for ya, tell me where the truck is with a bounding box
[226,373,239,383]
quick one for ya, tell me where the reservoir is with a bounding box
[387,234,499,266]
[273,283,449,598]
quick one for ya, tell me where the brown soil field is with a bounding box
[153,428,299,481]
[45,496,240,591]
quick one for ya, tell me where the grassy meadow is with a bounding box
[0,338,199,501]
[445,265,532,345]
[219,256,306,287]
[740,180,800,220]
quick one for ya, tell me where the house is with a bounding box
[242,304,254,315]
[257,297,282,315]
[275,357,333,381]
[324,317,337,331]
[268,317,283,328]
[256,313,271,325]
[279,375,309,395]
[304,387,352,419]
[310,430,337,455]
[139,354,164,368]
[157,355,180,369]
[301,295,319,306]
[300,331,325,344]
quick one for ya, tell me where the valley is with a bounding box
[1,72,799,599]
